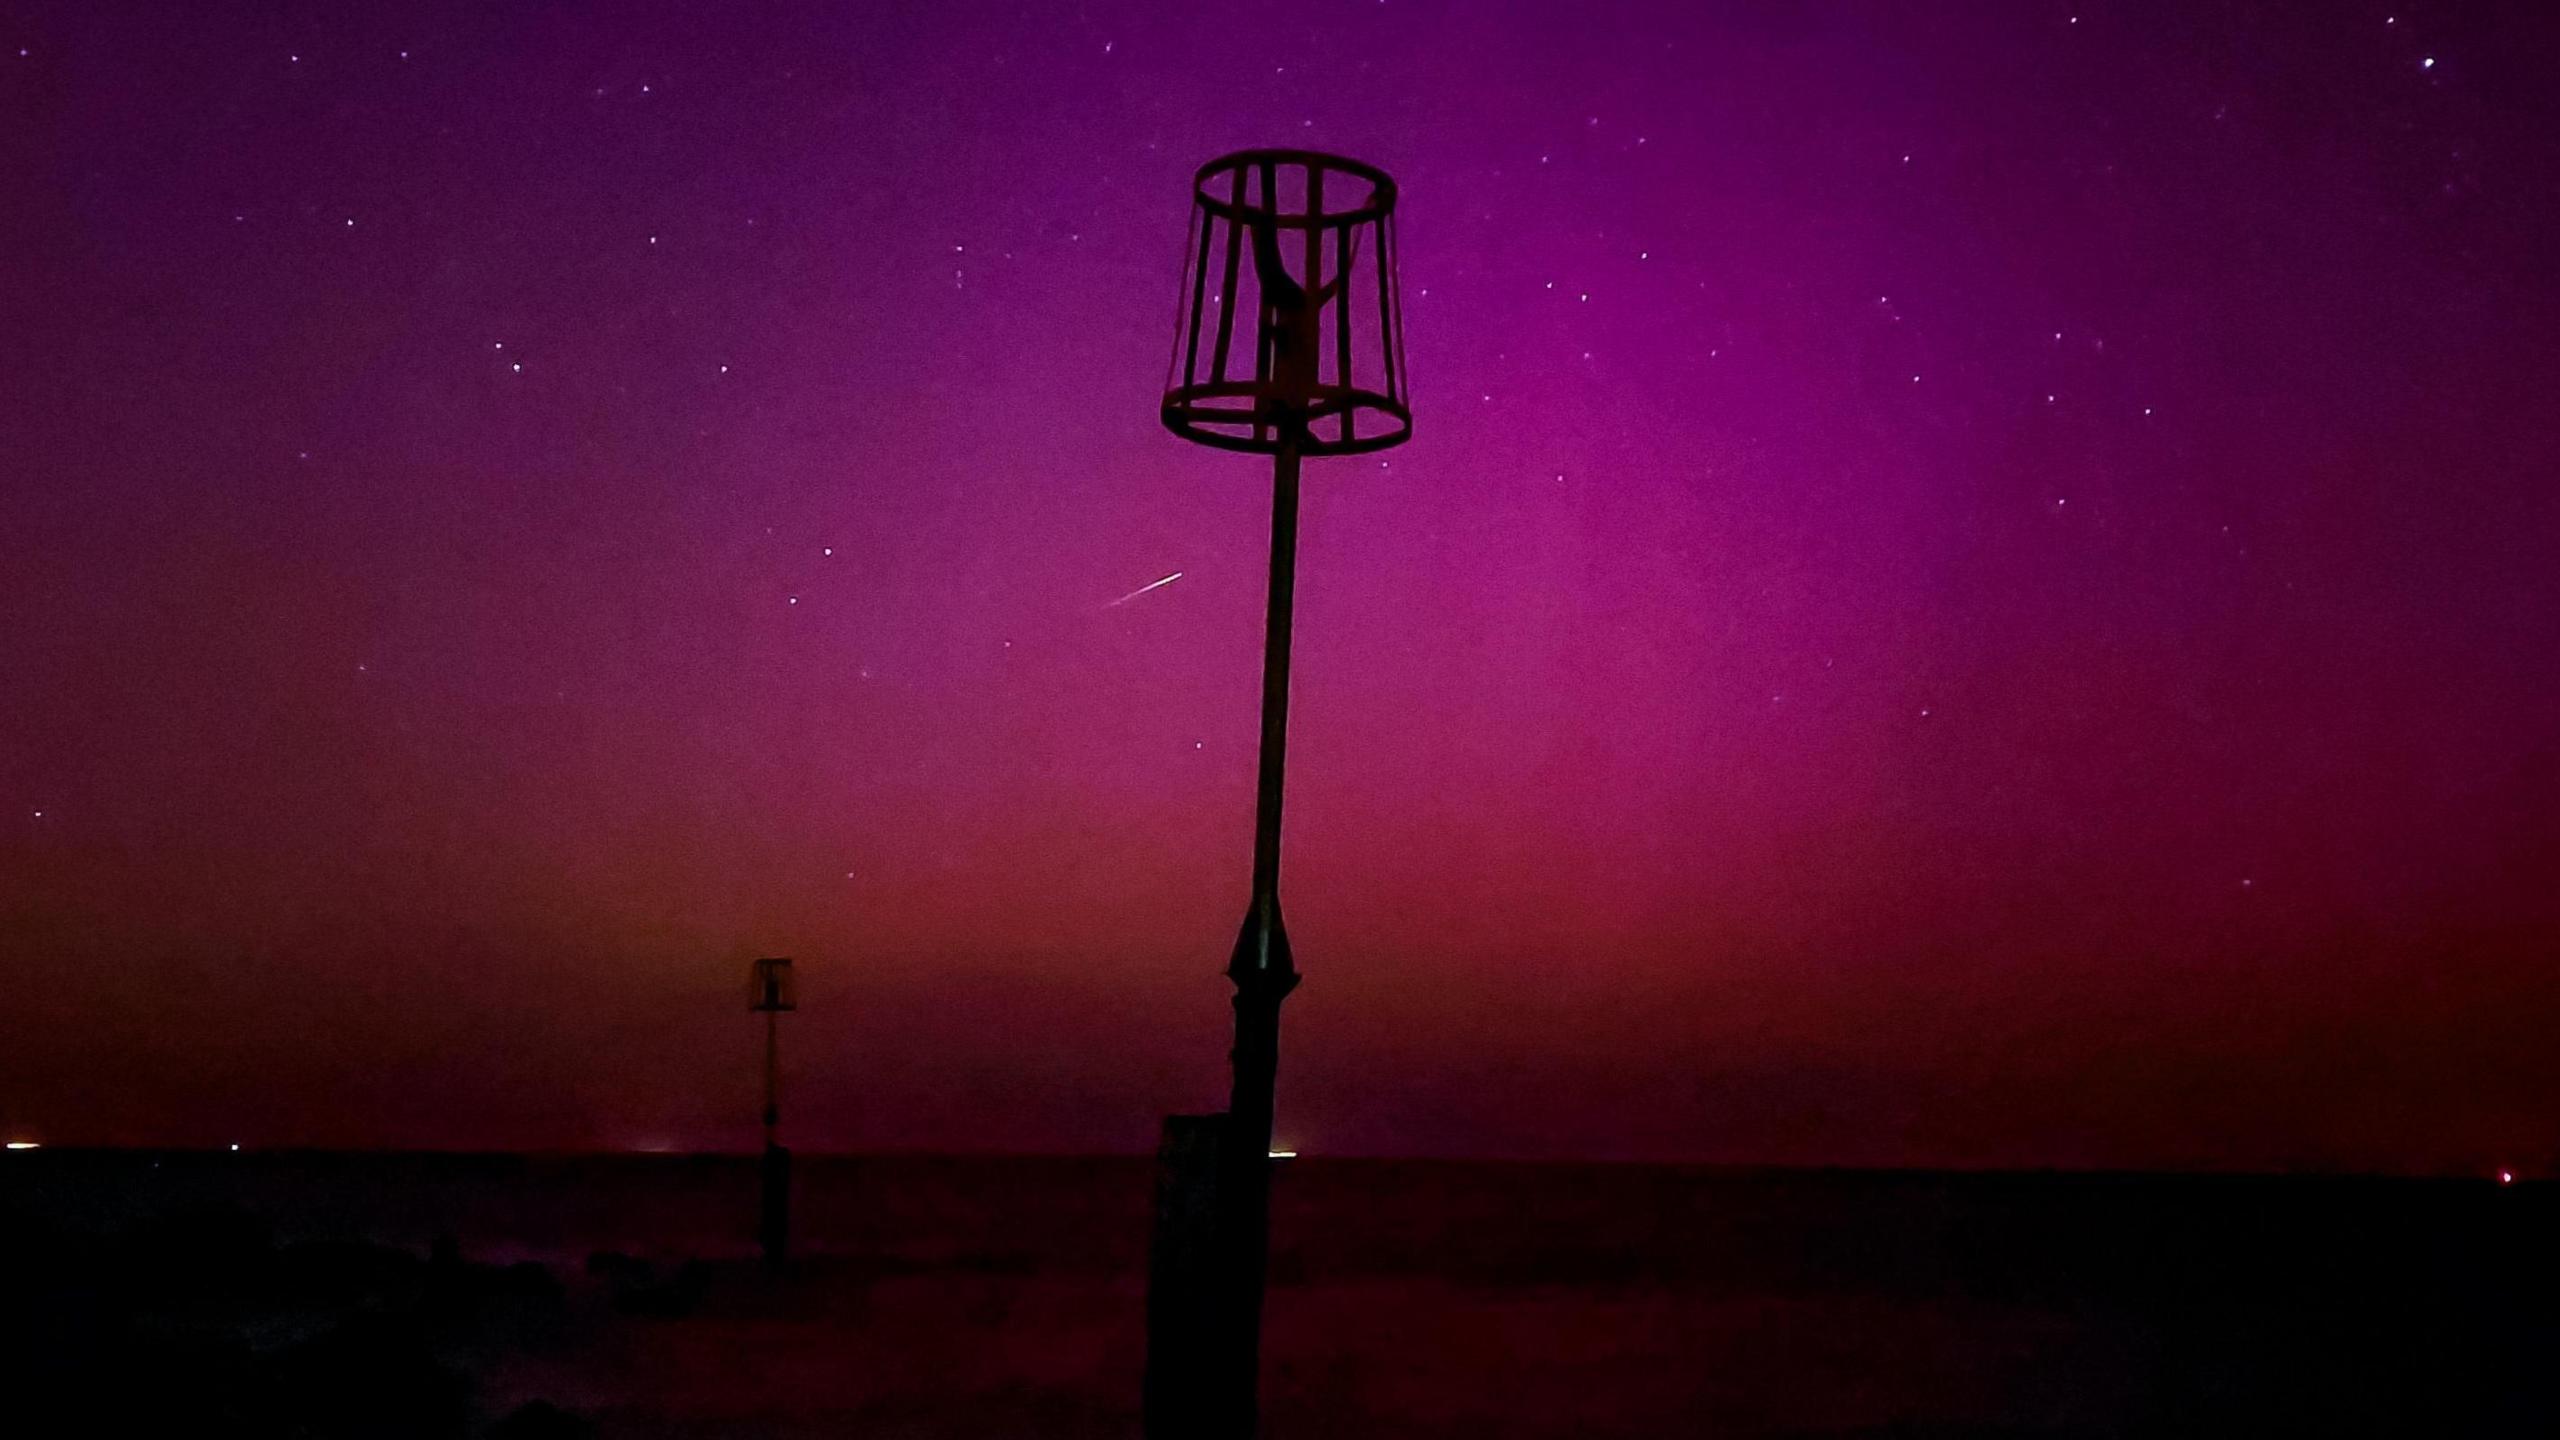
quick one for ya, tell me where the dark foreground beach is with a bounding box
[4,1151,2553,1436]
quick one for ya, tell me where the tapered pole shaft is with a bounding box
[1246,440,1301,917]
[1217,434,1303,1436]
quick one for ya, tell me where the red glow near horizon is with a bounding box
[4,2,2558,1170]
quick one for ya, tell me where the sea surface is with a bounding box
[6,1150,2554,1436]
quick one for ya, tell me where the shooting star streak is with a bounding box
[1104,571,1183,608]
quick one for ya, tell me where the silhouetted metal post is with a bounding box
[1151,149,1410,1438]
[748,956,796,1268]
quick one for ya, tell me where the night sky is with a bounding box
[6,2,2557,1172]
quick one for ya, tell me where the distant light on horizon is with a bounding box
[1269,1149,1297,1160]
[229,1143,241,1152]
[2499,1169,2514,1184]
[3,1141,37,1151]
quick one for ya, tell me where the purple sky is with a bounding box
[5,1,2557,1170]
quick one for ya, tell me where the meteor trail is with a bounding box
[1104,571,1183,608]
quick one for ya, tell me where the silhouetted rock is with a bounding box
[611,1257,710,1318]
[585,1248,652,1285]
[275,1238,429,1310]
[259,1311,470,1437]
[496,1259,565,1306]
[488,1399,595,1440]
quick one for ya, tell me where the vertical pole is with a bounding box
[761,1007,788,1268]
[1217,432,1302,1436]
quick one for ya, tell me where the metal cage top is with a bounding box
[1161,149,1411,457]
